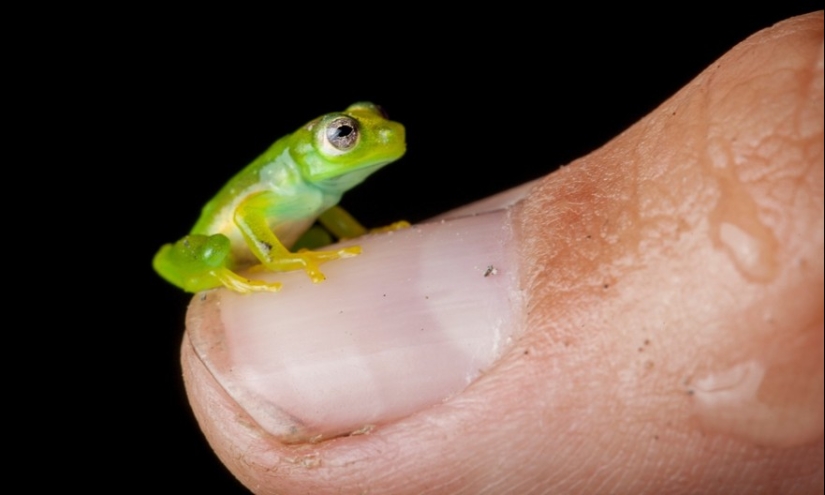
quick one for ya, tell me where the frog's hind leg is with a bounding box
[154,233,282,293]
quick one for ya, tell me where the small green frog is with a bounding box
[153,102,406,294]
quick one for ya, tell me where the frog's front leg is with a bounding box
[153,234,282,293]
[318,205,410,240]
[234,193,361,283]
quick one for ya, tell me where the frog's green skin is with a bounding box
[153,102,406,294]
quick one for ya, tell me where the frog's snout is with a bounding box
[379,122,406,147]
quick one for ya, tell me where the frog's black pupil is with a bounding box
[334,125,353,138]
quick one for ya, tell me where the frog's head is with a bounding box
[292,102,406,191]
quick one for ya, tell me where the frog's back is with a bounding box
[190,137,290,236]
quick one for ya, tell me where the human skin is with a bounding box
[181,12,823,494]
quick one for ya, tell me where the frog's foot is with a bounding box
[296,246,363,282]
[258,246,362,283]
[214,267,282,294]
[369,220,411,235]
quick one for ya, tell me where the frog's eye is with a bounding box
[325,117,359,151]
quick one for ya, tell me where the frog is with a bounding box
[153,102,407,294]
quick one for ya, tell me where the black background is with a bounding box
[73,6,820,493]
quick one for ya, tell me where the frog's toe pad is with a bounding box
[336,246,362,257]
[370,220,411,234]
